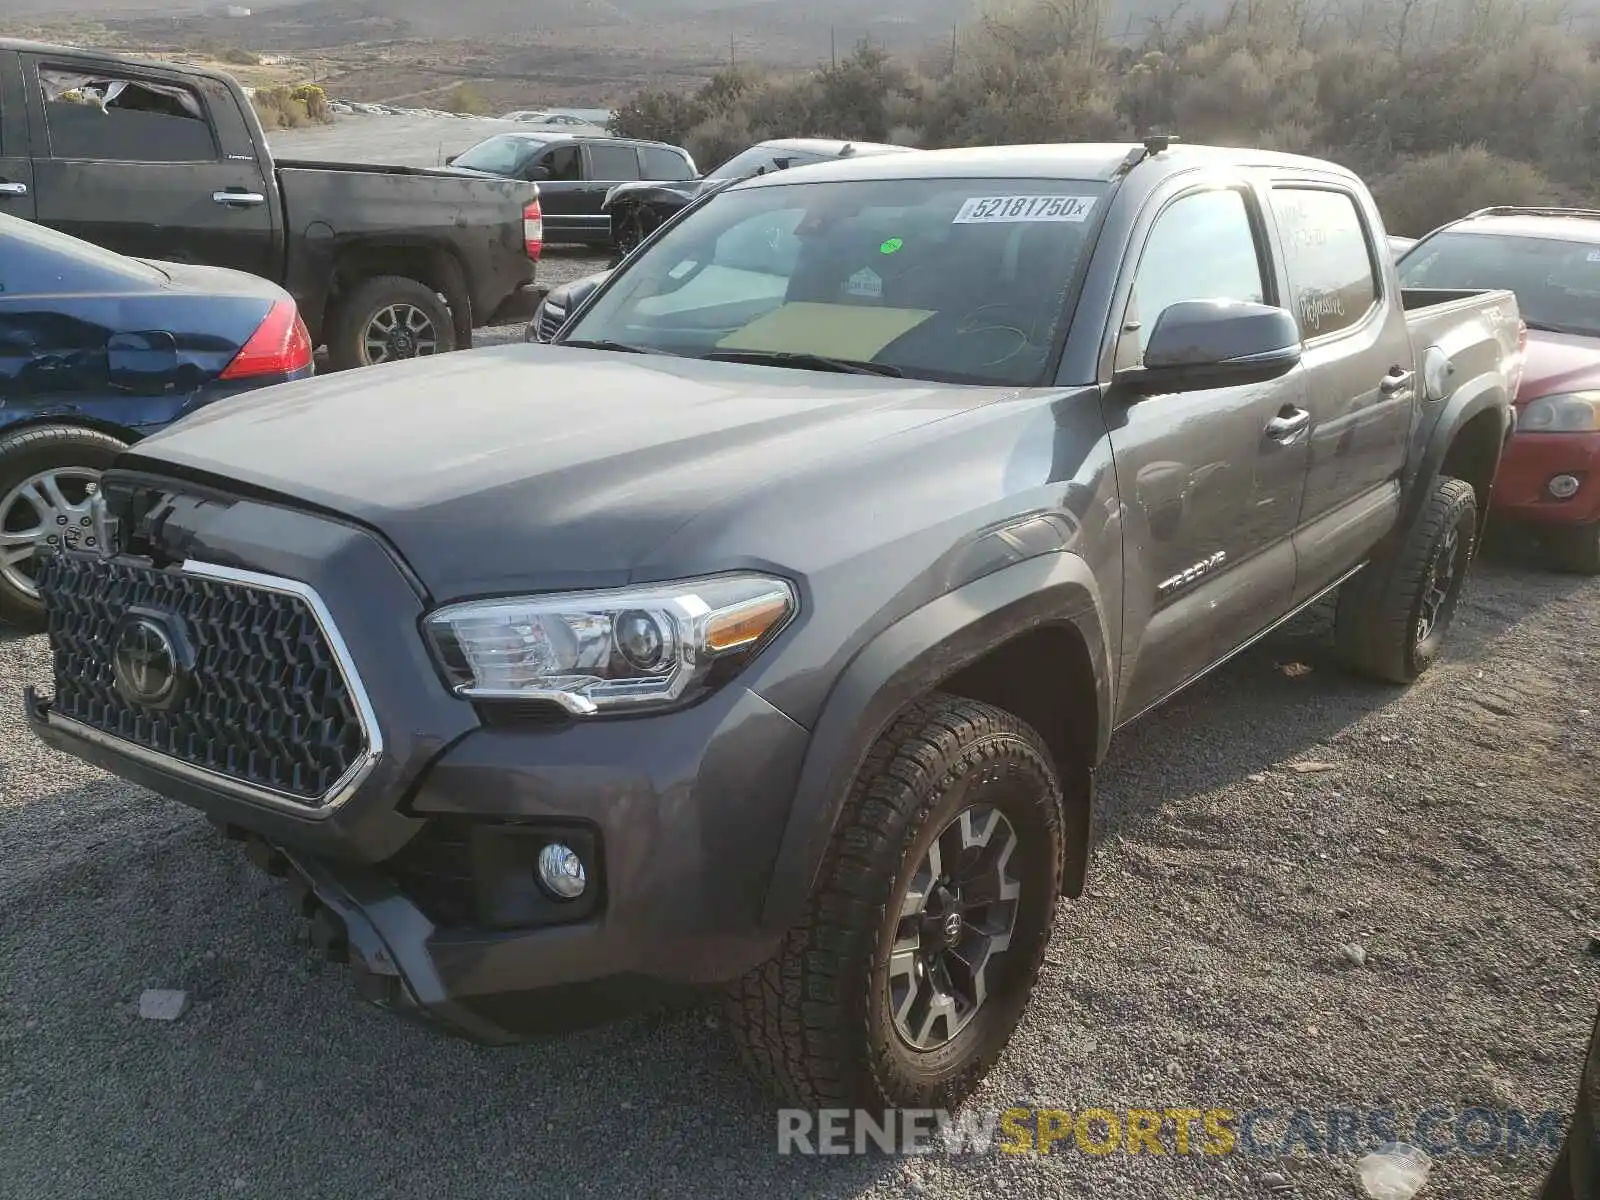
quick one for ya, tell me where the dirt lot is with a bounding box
[1,518,1595,1198]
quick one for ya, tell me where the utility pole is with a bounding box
[830,26,837,68]
[950,22,958,72]
[730,34,736,69]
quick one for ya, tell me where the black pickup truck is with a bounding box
[27,140,1521,1111]
[0,41,539,369]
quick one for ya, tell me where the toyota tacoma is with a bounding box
[27,140,1522,1110]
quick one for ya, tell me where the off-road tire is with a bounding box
[1335,475,1478,684]
[725,693,1065,1109]
[0,424,129,633]
[1553,521,1600,576]
[325,275,456,372]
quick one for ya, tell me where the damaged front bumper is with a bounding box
[235,829,701,1043]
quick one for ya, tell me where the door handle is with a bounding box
[1380,369,1415,393]
[0,182,28,197]
[213,191,266,206]
[1266,407,1311,441]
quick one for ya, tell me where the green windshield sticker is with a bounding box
[879,237,903,254]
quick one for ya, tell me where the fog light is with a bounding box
[537,842,587,900]
[1549,474,1581,499]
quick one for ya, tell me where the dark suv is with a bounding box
[447,133,696,246]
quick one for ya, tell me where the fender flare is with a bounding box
[1401,374,1511,533]
[758,551,1113,934]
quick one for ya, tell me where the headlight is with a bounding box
[1521,392,1600,433]
[424,573,797,714]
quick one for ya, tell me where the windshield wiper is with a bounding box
[559,338,670,355]
[699,349,903,377]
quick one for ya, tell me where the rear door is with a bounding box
[1264,181,1414,602]
[580,140,643,241]
[20,52,277,279]
[1103,179,1312,721]
[0,50,37,220]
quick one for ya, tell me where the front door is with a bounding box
[0,51,37,222]
[21,53,276,279]
[527,143,587,242]
[1105,182,1312,720]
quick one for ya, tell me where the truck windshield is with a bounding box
[561,176,1109,385]
[452,135,544,176]
[1400,230,1600,337]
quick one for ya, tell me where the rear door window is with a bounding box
[38,66,217,162]
[642,146,695,181]
[587,142,642,182]
[1268,186,1380,339]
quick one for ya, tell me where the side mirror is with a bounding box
[1119,299,1302,394]
[444,154,458,166]
[525,165,550,181]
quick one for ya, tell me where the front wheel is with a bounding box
[0,424,129,632]
[325,275,456,372]
[1335,475,1478,683]
[726,694,1065,1109]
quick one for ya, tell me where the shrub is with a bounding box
[1370,147,1560,236]
[445,83,490,115]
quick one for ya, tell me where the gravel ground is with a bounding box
[1,511,1596,1194]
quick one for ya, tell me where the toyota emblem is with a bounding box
[112,617,180,708]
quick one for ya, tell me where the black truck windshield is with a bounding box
[1400,230,1600,337]
[562,176,1110,385]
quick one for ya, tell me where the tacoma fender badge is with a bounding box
[1157,550,1227,598]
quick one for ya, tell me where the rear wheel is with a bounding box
[1335,475,1478,683]
[0,424,129,632]
[325,275,456,371]
[725,694,1065,1109]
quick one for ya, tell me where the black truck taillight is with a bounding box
[220,299,314,380]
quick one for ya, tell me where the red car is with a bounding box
[1399,208,1600,573]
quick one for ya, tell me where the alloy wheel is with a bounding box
[888,803,1022,1052]
[363,303,440,364]
[0,468,101,599]
[1416,524,1462,644]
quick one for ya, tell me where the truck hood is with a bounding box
[1518,328,1600,404]
[127,344,1003,597]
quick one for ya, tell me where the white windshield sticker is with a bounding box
[846,267,883,299]
[1587,249,1600,263]
[952,195,1096,224]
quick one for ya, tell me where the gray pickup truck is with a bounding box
[25,139,1520,1111]
[0,40,540,369]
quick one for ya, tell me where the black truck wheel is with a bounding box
[0,424,129,632]
[326,275,456,371]
[726,694,1065,1109]
[1554,522,1600,575]
[1335,475,1478,684]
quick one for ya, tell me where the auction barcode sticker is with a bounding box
[952,195,1097,224]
